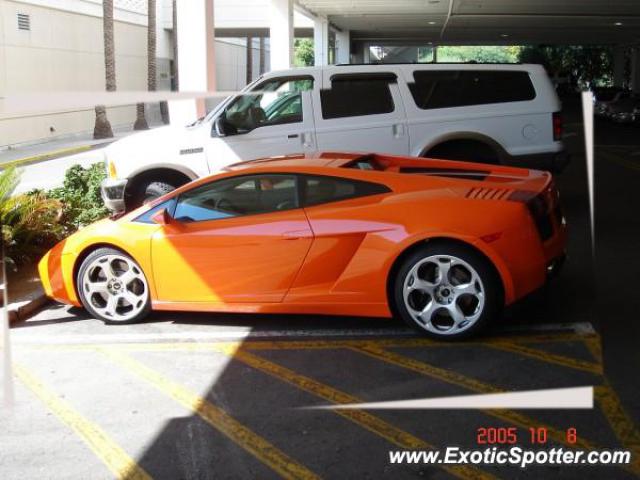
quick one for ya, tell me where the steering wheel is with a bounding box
[276,200,295,210]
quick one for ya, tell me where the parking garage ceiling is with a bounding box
[295,0,640,44]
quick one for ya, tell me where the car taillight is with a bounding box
[508,190,553,241]
[552,112,563,141]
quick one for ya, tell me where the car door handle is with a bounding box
[288,134,299,139]
[392,123,405,138]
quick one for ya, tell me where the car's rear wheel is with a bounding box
[77,248,151,323]
[393,242,502,339]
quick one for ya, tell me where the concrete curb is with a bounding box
[8,294,51,325]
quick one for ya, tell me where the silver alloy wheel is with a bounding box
[402,254,485,335]
[81,254,148,322]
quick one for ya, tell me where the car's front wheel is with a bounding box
[77,248,151,323]
[393,242,502,339]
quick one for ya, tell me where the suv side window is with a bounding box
[320,73,396,119]
[222,77,314,134]
[174,174,299,222]
[409,70,536,110]
[301,175,391,207]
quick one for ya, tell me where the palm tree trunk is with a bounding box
[94,0,115,139]
[172,0,179,90]
[134,0,156,130]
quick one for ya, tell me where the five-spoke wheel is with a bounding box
[394,242,502,339]
[77,248,151,323]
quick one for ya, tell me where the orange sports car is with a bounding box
[38,152,566,339]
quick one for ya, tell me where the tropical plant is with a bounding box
[0,167,63,268]
[134,0,157,130]
[94,0,116,139]
[47,163,109,233]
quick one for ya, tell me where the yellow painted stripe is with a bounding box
[0,145,93,168]
[584,337,603,364]
[98,347,319,480]
[351,343,640,475]
[14,363,151,480]
[595,383,640,472]
[221,346,496,480]
[487,342,602,375]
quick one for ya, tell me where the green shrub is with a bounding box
[48,163,109,232]
[0,167,63,268]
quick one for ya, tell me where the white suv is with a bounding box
[102,63,568,212]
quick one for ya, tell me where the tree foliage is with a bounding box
[437,46,522,63]
[294,38,314,67]
[518,45,614,88]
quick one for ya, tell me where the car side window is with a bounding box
[320,73,396,119]
[222,77,314,135]
[174,174,299,222]
[301,175,391,207]
[409,70,536,110]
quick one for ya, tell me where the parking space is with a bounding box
[3,311,640,479]
[3,103,640,479]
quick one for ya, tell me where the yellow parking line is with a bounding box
[14,363,151,480]
[595,383,640,471]
[221,346,496,480]
[487,342,602,375]
[583,337,603,364]
[98,347,320,480]
[351,343,640,475]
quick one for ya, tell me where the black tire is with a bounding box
[129,180,176,210]
[77,247,151,324]
[392,241,503,340]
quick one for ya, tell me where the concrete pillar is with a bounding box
[314,16,330,66]
[613,46,626,88]
[363,43,371,64]
[246,35,253,85]
[259,36,266,75]
[632,47,640,94]
[335,29,350,64]
[270,0,293,71]
[168,0,215,125]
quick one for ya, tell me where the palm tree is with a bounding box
[94,0,116,139]
[134,0,157,130]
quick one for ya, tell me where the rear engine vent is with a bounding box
[466,187,512,200]
[400,167,490,181]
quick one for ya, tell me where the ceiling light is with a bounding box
[614,22,623,26]
[428,21,436,25]
[500,33,509,38]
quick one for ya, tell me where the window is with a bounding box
[173,174,298,222]
[134,198,177,224]
[320,74,396,119]
[409,70,536,110]
[17,13,30,31]
[222,77,313,134]
[301,175,390,207]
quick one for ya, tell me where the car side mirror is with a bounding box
[213,116,227,137]
[150,208,178,226]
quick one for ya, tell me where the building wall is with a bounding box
[0,0,170,147]
[215,38,268,91]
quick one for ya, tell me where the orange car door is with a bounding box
[151,174,313,303]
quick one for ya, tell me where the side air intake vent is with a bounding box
[466,187,513,200]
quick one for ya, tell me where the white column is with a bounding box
[632,47,640,94]
[270,0,294,71]
[613,46,625,88]
[335,29,350,64]
[168,0,210,125]
[313,16,329,66]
